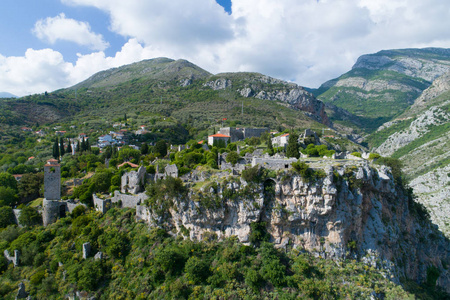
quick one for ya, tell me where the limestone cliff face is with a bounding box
[203,73,330,126]
[137,164,450,292]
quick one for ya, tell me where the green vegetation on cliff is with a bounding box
[0,208,437,299]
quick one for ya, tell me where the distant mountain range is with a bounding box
[313,48,450,131]
[0,92,17,98]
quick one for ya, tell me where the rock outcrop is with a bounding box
[375,103,450,157]
[204,73,330,126]
[137,164,450,292]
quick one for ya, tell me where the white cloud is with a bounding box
[0,48,73,96]
[4,0,450,96]
[62,0,233,50]
[33,13,109,51]
[60,0,450,88]
[0,39,158,96]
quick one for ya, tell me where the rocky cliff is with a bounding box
[204,73,330,126]
[137,164,450,292]
[373,72,450,236]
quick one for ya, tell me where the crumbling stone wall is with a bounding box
[93,194,111,214]
[243,127,268,139]
[121,166,146,194]
[165,164,178,178]
[112,190,148,208]
[251,157,298,170]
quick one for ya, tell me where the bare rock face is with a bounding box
[203,78,232,90]
[353,53,450,82]
[203,74,331,126]
[138,164,450,292]
[376,103,450,157]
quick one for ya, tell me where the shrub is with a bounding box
[249,222,269,246]
[368,153,381,160]
[184,256,211,283]
[99,228,129,258]
[155,246,186,276]
[241,166,262,183]
[351,152,362,158]
[70,205,86,218]
[30,269,46,285]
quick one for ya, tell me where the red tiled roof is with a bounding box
[198,140,204,144]
[208,133,231,138]
[281,133,290,137]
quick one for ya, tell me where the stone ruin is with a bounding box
[121,166,146,194]
[4,249,19,267]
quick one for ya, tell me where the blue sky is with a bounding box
[1,0,450,96]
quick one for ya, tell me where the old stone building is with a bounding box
[42,159,67,226]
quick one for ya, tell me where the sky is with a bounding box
[1,0,450,97]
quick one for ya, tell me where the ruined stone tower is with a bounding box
[42,159,67,226]
[44,159,61,200]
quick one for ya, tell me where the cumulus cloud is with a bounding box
[61,0,450,88]
[33,13,109,50]
[62,0,233,50]
[4,0,450,96]
[0,48,73,96]
[0,39,157,96]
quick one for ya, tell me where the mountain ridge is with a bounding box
[315,48,450,131]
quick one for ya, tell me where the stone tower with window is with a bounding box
[42,159,67,226]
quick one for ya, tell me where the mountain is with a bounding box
[0,92,17,98]
[369,72,450,235]
[69,58,211,90]
[64,58,330,126]
[315,48,450,131]
[310,48,450,236]
[0,58,334,146]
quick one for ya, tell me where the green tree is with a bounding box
[185,256,210,283]
[0,186,19,206]
[18,173,44,203]
[81,138,86,152]
[53,137,59,159]
[0,206,14,228]
[140,142,149,155]
[286,133,299,158]
[0,172,18,191]
[59,137,65,157]
[154,140,168,158]
[66,140,73,155]
[18,206,41,226]
[267,138,274,156]
[226,151,240,165]
[118,146,141,164]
